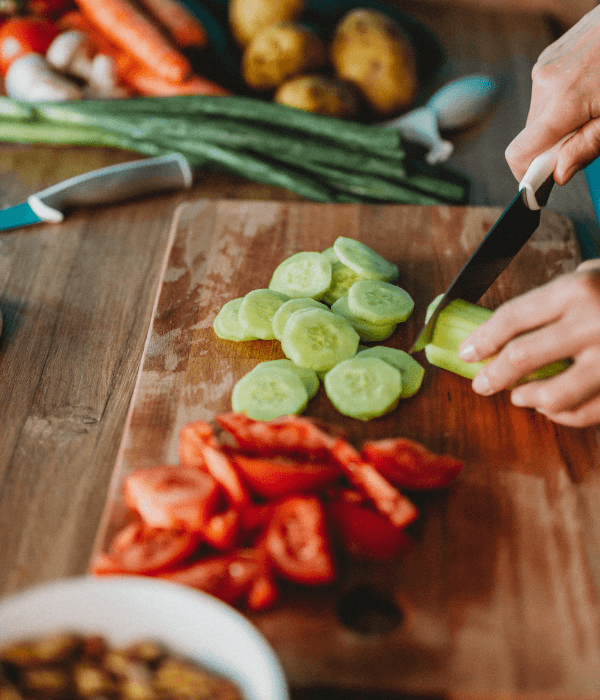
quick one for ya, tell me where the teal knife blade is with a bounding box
[0,153,193,233]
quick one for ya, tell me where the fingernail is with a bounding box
[472,373,491,395]
[459,344,477,361]
[511,391,525,406]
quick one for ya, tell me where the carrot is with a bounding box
[136,0,208,49]
[120,65,231,96]
[74,0,191,83]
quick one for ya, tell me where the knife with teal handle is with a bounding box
[0,153,193,233]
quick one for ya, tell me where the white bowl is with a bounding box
[0,575,289,700]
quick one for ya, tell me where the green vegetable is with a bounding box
[213,297,259,341]
[268,251,332,299]
[331,296,397,342]
[272,298,328,340]
[358,345,425,397]
[324,356,402,421]
[0,96,469,205]
[321,258,365,306]
[348,279,414,324]
[333,237,399,281]
[238,288,290,340]
[249,359,320,399]
[232,364,308,420]
[281,307,359,371]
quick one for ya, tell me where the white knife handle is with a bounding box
[519,131,577,210]
[27,153,193,223]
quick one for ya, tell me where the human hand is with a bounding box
[505,5,600,185]
[457,260,600,427]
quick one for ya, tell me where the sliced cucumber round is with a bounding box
[331,296,396,342]
[232,365,308,421]
[333,236,399,282]
[324,356,402,421]
[249,359,320,399]
[321,259,365,306]
[358,345,425,397]
[271,297,329,340]
[213,297,259,341]
[348,280,414,324]
[269,251,332,300]
[238,288,290,340]
[281,307,359,371]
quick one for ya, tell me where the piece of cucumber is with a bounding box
[348,279,414,324]
[281,307,359,371]
[272,297,329,340]
[321,258,366,306]
[424,295,570,382]
[331,296,397,342]
[249,359,320,399]
[324,356,402,421]
[232,364,309,421]
[333,236,399,282]
[358,345,425,397]
[238,288,290,340]
[213,297,259,341]
[268,251,332,300]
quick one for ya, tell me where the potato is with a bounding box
[228,0,305,48]
[330,9,418,118]
[242,23,327,91]
[274,75,361,118]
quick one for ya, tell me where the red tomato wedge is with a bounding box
[216,413,338,461]
[361,438,464,490]
[0,17,60,75]
[229,453,340,499]
[91,520,200,575]
[246,571,279,611]
[331,439,418,529]
[180,420,250,506]
[264,496,335,585]
[157,548,271,607]
[326,495,413,561]
[203,508,240,551]
[122,465,220,531]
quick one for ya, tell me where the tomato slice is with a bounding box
[203,508,240,551]
[180,420,250,506]
[331,439,418,529]
[229,452,340,499]
[91,520,201,575]
[122,465,220,531]
[361,438,464,490]
[325,495,413,561]
[264,496,335,585]
[0,17,59,75]
[216,413,338,461]
[157,548,270,607]
[246,571,279,611]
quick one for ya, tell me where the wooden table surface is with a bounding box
[1,2,599,698]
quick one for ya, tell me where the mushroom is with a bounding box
[46,30,93,80]
[4,53,84,101]
[85,53,130,99]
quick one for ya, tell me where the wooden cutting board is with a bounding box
[93,199,600,699]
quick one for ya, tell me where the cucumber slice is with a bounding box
[333,236,399,282]
[324,356,402,421]
[232,365,308,421]
[213,297,259,341]
[321,246,339,264]
[238,288,290,340]
[272,297,329,340]
[348,280,414,324]
[331,296,396,342]
[281,307,359,371]
[269,251,332,300]
[249,359,320,399]
[359,345,425,397]
[321,259,365,306]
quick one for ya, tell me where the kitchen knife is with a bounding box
[410,132,576,353]
[0,153,193,233]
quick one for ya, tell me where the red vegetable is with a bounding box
[122,464,220,532]
[27,0,74,17]
[90,520,200,575]
[360,437,464,490]
[0,16,59,75]
[264,495,335,585]
[229,452,340,499]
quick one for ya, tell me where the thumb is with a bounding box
[554,118,600,184]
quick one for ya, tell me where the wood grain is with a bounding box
[94,199,600,699]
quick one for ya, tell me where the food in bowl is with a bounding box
[0,631,245,700]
